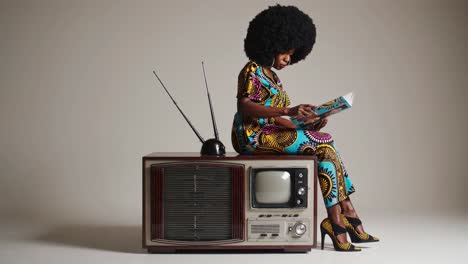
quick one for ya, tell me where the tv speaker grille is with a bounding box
[151,163,245,242]
[164,166,232,241]
[250,224,281,234]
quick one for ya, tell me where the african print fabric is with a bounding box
[231,61,355,208]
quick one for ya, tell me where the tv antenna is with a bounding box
[152,61,226,156]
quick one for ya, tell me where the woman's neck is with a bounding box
[262,66,276,80]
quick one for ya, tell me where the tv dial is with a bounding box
[293,222,307,236]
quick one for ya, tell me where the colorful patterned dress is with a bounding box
[231,61,355,208]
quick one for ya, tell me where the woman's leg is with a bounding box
[332,141,366,234]
[327,203,348,243]
[266,129,361,244]
[314,142,355,207]
[340,198,365,234]
[290,137,355,243]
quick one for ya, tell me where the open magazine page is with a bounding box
[291,92,354,129]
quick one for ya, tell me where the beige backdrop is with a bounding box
[1,0,467,224]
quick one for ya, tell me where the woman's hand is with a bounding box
[274,117,297,129]
[304,118,328,131]
[285,104,317,119]
[299,108,339,131]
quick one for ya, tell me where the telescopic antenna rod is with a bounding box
[201,61,219,140]
[152,70,205,144]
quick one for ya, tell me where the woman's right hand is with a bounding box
[285,104,316,119]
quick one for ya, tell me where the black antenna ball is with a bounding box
[201,138,226,156]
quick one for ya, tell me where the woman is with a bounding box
[231,5,379,252]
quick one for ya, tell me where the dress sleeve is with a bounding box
[236,62,263,102]
[285,92,291,107]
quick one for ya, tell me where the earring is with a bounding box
[271,57,275,67]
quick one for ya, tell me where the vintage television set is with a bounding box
[146,65,317,252]
[142,152,317,253]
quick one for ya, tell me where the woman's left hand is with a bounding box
[305,118,328,131]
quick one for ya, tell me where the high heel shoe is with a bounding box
[320,218,361,252]
[342,215,380,243]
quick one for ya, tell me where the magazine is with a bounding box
[291,92,354,129]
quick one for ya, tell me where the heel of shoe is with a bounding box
[320,226,326,250]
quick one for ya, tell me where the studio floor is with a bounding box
[1,211,467,264]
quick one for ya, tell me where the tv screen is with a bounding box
[254,170,291,205]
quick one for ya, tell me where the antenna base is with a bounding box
[201,138,226,156]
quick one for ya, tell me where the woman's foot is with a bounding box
[320,218,361,251]
[340,198,366,234]
[341,209,366,234]
[327,203,350,244]
[340,199,380,243]
[329,212,348,244]
[342,214,380,243]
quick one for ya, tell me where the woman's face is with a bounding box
[273,49,295,70]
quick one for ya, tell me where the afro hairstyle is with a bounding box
[244,5,316,66]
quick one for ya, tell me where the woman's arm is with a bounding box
[274,116,297,129]
[237,97,287,118]
[237,97,315,119]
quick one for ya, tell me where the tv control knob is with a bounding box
[298,173,304,178]
[298,187,306,196]
[293,223,307,236]
[296,199,302,205]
